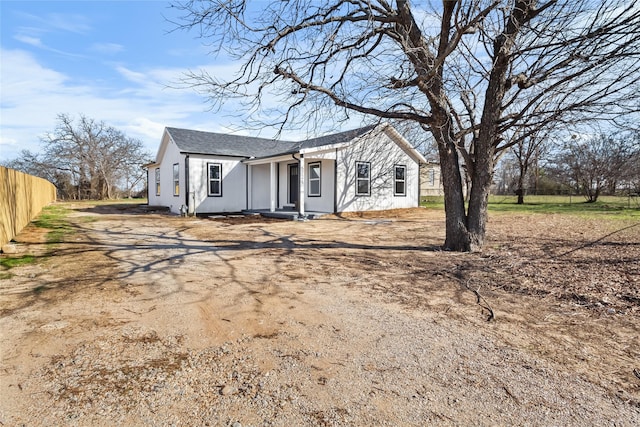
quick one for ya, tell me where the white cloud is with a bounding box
[15,11,91,35]
[116,65,150,85]
[124,118,166,142]
[91,42,124,55]
[0,45,363,163]
[46,13,92,34]
[0,48,224,161]
[13,30,87,58]
[13,34,43,47]
[10,11,92,58]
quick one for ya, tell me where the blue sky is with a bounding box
[0,0,284,162]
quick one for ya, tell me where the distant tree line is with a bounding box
[2,114,151,200]
[494,131,640,203]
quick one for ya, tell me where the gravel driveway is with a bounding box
[1,202,638,426]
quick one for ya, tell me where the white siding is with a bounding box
[249,163,270,209]
[148,134,185,213]
[304,158,334,212]
[188,156,247,213]
[335,130,420,212]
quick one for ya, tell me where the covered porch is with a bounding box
[244,148,338,217]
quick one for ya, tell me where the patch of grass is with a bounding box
[0,254,37,269]
[32,204,74,243]
[420,196,445,209]
[488,195,639,219]
[420,195,639,219]
[0,254,39,279]
[0,205,75,279]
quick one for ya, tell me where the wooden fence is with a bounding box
[0,166,57,248]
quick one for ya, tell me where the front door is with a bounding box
[289,164,298,205]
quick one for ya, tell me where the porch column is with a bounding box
[298,154,305,216]
[247,164,252,210]
[270,161,277,212]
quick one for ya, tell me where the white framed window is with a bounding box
[429,169,435,186]
[173,163,180,196]
[394,165,406,196]
[355,161,371,196]
[155,168,160,196]
[208,163,222,196]
[308,162,321,197]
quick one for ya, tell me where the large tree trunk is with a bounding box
[430,102,472,251]
[466,153,494,251]
[436,132,495,252]
[438,137,471,251]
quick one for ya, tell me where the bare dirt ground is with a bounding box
[1,202,639,426]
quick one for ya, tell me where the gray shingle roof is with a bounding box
[165,128,295,157]
[299,125,376,150]
[166,125,376,158]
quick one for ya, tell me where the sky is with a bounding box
[0,0,298,162]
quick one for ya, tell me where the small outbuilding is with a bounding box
[146,123,426,218]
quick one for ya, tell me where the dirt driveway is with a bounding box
[1,202,639,426]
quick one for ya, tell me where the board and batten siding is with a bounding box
[303,158,335,213]
[335,129,420,212]
[188,156,247,213]
[148,134,185,213]
[249,163,271,209]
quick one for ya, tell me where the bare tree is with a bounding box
[509,128,551,204]
[390,120,439,161]
[171,0,640,251]
[42,114,150,199]
[4,114,151,200]
[554,133,639,202]
[1,150,75,199]
[2,150,51,181]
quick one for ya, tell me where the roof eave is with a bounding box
[179,151,249,159]
[382,124,428,164]
[299,141,350,156]
[243,152,301,165]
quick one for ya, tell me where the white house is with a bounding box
[146,123,426,218]
[420,162,444,196]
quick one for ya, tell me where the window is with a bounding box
[308,162,321,197]
[429,169,435,186]
[355,161,370,196]
[394,165,406,196]
[208,163,222,196]
[173,163,180,196]
[155,168,160,196]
